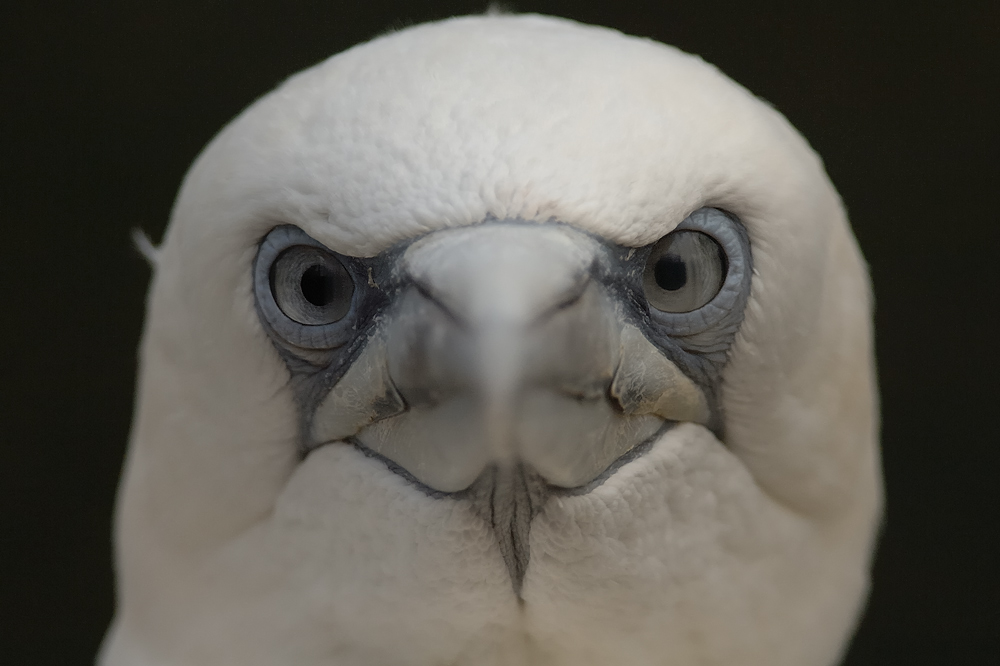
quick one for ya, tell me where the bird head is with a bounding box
[103,14,881,666]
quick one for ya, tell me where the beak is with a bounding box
[309,223,710,591]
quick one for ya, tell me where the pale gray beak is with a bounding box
[309,223,710,591]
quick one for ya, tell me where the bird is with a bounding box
[100,13,882,666]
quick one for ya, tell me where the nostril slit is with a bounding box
[606,384,626,413]
[411,281,467,328]
[553,270,593,311]
[554,379,608,403]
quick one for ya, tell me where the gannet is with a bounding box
[101,13,882,666]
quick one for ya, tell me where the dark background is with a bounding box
[2,1,997,663]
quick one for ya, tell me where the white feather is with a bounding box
[130,228,160,267]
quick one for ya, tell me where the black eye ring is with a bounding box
[641,208,752,337]
[254,226,360,350]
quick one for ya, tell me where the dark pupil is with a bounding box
[300,264,337,307]
[654,254,687,291]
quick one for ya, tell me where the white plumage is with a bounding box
[102,14,881,666]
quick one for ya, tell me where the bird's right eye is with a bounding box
[270,246,355,325]
[253,225,363,350]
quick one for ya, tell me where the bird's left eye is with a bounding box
[270,246,354,325]
[643,230,727,313]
